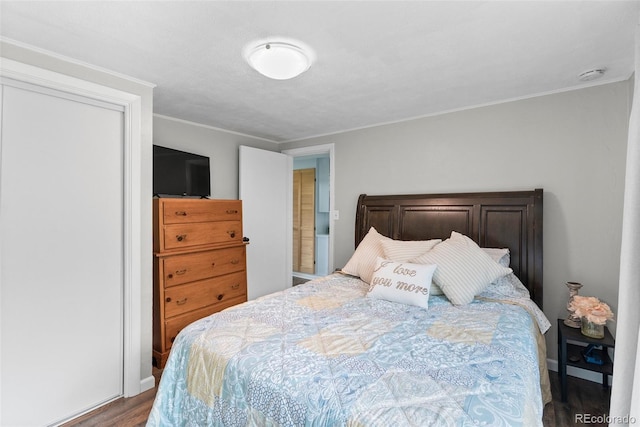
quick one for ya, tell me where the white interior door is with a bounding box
[1,82,124,425]
[239,146,291,300]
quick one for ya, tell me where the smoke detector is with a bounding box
[578,68,606,82]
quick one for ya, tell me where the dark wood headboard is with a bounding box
[355,189,543,308]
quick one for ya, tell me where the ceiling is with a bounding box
[1,1,637,143]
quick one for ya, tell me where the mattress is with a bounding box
[147,273,548,426]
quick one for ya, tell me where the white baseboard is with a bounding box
[547,358,613,385]
[140,375,155,393]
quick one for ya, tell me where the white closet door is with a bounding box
[239,146,291,300]
[1,84,124,426]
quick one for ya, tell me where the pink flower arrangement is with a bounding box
[569,295,614,325]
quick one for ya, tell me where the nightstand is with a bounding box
[557,318,615,402]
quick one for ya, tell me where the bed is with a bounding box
[147,189,551,426]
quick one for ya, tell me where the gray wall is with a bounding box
[153,115,278,199]
[281,80,632,359]
[7,37,630,387]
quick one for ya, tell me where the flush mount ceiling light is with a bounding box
[578,68,606,82]
[244,40,314,80]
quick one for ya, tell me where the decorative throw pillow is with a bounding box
[341,227,392,283]
[382,238,443,294]
[381,239,441,262]
[410,231,512,305]
[414,246,510,297]
[366,257,437,309]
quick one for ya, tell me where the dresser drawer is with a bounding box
[161,199,242,224]
[162,246,245,288]
[162,221,242,251]
[164,294,247,349]
[164,271,247,318]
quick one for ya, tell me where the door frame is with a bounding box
[0,58,144,399]
[282,144,335,276]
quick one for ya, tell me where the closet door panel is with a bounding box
[1,84,124,426]
[292,168,315,274]
[299,168,315,274]
[292,169,302,271]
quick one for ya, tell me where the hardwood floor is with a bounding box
[61,370,161,427]
[292,276,310,286]
[545,372,612,427]
[62,369,610,426]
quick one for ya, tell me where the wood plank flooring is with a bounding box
[61,372,161,427]
[546,372,612,427]
[292,276,310,286]
[62,369,610,426]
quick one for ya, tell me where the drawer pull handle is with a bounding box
[231,259,240,265]
[175,269,187,275]
[217,294,224,301]
[175,211,187,216]
[166,297,172,303]
[226,209,238,214]
[227,231,236,238]
[232,284,240,290]
[176,234,187,242]
[211,262,216,267]
[176,298,187,305]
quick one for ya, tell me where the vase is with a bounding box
[581,317,605,339]
[564,281,583,328]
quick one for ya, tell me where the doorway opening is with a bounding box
[283,144,334,284]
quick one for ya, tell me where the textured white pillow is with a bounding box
[383,238,443,295]
[341,227,391,283]
[367,257,437,309]
[381,239,441,262]
[482,248,510,267]
[411,231,512,305]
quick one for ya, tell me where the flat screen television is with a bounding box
[153,145,210,197]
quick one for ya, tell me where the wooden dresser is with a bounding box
[153,198,247,368]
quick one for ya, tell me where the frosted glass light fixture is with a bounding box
[244,40,314,80]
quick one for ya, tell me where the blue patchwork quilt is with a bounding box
[147,274,545,426]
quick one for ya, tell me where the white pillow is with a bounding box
[341,227,391,283]
[382,238,443,295]
[367,257,437,309]
[419,246,509,297]
[381,239,441,262]
[482,248,510,267]
[411,231,512,305]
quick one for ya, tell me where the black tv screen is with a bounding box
[153,145,210,197]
